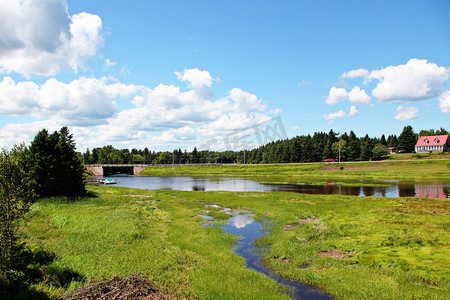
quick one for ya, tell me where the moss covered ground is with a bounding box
[19,184,449,299]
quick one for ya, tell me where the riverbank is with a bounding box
[140,159,450,181]
[19,185,449,299]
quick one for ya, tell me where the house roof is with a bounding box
[415,135,449,147]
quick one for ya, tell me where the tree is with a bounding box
[25,127,85,198]
[419,127,449,136]
[398,126,417,153]
[332,139,347,161]
[290,138,302,163]
[360,139,374,161]
[0,148,36,270]
[347,131,361,161]
[372,144,389,160]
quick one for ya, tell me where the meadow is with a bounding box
[19,184,449,299]
[140,159,450,181]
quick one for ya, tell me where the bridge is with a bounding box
[85,164,149,176]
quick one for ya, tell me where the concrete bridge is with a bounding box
[85,164,149,176]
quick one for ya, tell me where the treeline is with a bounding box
[82,126,449,165]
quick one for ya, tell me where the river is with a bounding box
[95,174,450,199]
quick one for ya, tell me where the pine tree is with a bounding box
[25,127,85,198]
[398,126,417,153]
[290,138,302,163]
[347,131,361,161]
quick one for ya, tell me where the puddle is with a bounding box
[198,214,214,220]
[221,211,333,300]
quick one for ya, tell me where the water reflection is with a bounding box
[96,174,450,199]
[232,214,254,229]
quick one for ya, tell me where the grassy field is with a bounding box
[140,159,450,181]
[19,185,449,299]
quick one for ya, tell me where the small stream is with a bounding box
[199,204,333,299]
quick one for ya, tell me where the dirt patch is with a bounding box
[135,200,154,204]
[123,194,153,198]
[68,274,171,300]
[318,250,356,260]
[283,224,298,231]
[298,218,317,224]
[275,257,291,264]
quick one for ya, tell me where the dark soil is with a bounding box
[67,274,172,300]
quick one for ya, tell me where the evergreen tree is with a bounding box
[25,127,85,198]
[360,139,373,161]
[290,138,302,163]
[380,134,387,146]
[347,131,361,161]
[398,125,417,153]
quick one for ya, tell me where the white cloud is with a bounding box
[394,106,419,120]
[0,68,281,151]
[0,0,103,76]
[348,105,359,116]
[437,90,450,114]
[0,76,140,125]
[227,88,267,113]
[175,68,215,98]
[325,86,348,105]
[270,108,283,114]
[370,59,449,103]
[104,58,117,68]
[340,68,369,79]
[290,126,300,130]
[323,105,359,120]
[348,86,371,105]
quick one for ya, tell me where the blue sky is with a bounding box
[0,0,449,152]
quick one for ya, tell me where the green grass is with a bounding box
[19,185,449,299]
[139,159,450,181]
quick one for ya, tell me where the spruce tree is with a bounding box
[347,131,361,161]
[25,127,85,198]
[398,126,417,153]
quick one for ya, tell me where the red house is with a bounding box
[415,135,450,153]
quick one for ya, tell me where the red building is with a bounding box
[415,135,450,153]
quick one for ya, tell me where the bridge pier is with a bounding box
[87,165,104,176]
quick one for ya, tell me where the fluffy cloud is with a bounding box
[175,68,215,98]
[0,68,280,151]
[348,86,371,105]
[0,0,103,76]
[340,68,369,79]
[325,87,348,105]
[437,90,450,114]
[394,106,419,121]
[0,76,140,125]
[323,105,359,120]
[370,59,449,103]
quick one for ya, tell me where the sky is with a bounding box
[0,0,449,152]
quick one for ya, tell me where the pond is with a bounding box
[95,174,450,199]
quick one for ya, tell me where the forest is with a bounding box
[82,126,449,165]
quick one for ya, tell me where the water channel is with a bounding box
[96,174,450,199]
[220,211,333,299]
